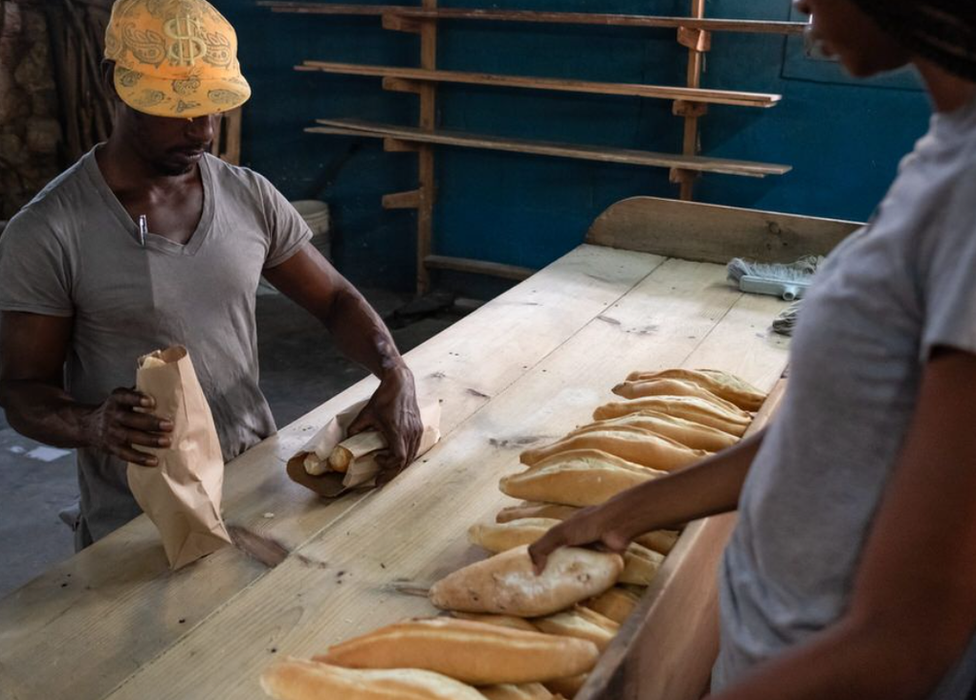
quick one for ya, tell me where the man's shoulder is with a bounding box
[6,152,94,233]
[204,154,276,195]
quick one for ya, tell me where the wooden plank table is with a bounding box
[0,243,791,700]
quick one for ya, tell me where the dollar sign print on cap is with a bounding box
[105,0,251,118]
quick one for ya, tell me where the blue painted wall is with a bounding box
[221,1,931,292]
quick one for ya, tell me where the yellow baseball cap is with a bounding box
[104,0,251,118]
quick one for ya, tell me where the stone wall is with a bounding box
[0,1,62,220]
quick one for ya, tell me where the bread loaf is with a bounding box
[531,606,620,651]
[544,674,588,699]
[583,586,641,624]
[260,659,486,700]
[633,528,680,555]
[499,450,665,507]
[519,429,709,471]
[593,397,750,437]
[480,683,560,700]
[469,518,561,553]
[496,502,581,524]
[315,617,599,685]
[569,413,737,452]
[429,545,624,617]
[328,430,387,473]
[470,518,663,586]
[619,543,664,586]
[612,378,743,414]
[451,612,541,633]
[625,368,765,411]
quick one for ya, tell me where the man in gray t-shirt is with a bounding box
[0,0,422,549]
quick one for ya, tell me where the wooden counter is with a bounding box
[0,197,857,700]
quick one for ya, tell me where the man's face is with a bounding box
[122,108,220,177]
[795,0,911,78]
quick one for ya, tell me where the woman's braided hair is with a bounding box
[849,0,976,80]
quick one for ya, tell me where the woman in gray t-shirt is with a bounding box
[529,3,976,699]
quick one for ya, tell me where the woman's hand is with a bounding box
[528,503,633,574]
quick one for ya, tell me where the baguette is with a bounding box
[519,429,709,471]
[584,586,641,624]
[531,606,620,651]
[625,368,765,411]
[593,396,751,436]
[429,545,624,617]
[492,503,679,554]
[544,674,588,699]
[612,378,743,414]
[496,502,581,524]
[316,617,599,685]
[451,612,541,633]
[570,411,737,452]
[619,543,664,586]
[469,518,662,586]
[633,528,680,555]
[499,450,665,507]
[328,430,387,473]
[260,659,485,700]
[480,683,560,700]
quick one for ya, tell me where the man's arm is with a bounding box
[529,428,765,572]
[263,244,422,478]
[0,311,172,466]
[709,348,976,700]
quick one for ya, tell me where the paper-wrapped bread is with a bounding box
[593,396,750,437]
[519,429,709,471]
[569,410,738,452]
[260,659,485,700]
[625,368,766,411]
[429,545,623,617]
[499,450,664,507]
[315,617,599,685]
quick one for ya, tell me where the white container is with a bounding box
[291,199,331,260]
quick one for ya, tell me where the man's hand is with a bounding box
[82,388,174,467]
[528,504,633,575]
[346,365,423,485]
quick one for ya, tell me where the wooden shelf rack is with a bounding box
[272,1,800,293]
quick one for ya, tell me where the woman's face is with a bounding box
[795,0,911,77]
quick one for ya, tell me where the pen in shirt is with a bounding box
[138,215,148,246]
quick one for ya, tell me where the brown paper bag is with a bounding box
[127,346,232,569]
[287,398,441,498]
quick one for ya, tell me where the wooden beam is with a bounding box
[260,3,808,35]
[307,120,791,177]
[297,61,782,108]
[384,136,421,152]
[382,189,423,209]
[416,0,438,295]
[424,255,535,281]
[382,76,423,94]
[586,196,862,264]
[679,0,707,201]
[381,12,423,33]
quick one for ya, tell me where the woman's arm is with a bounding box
[710,347,976,700]
[529,427,766,572]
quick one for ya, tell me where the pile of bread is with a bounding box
[261,369,765,700]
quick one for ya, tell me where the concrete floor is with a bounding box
[0,289,463,599]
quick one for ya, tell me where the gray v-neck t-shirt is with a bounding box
[0,149,311,542]
[714,97,976,698]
